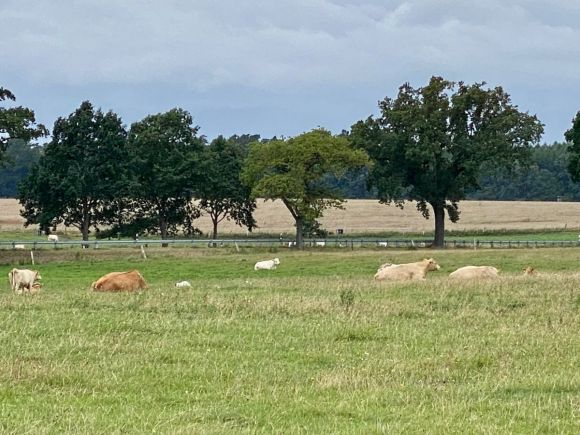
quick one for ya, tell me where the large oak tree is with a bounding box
[350,76,544,248]
[197,136,256,239]
[19,101,128,240]
[126,108,203,242]
[242,128,369,247]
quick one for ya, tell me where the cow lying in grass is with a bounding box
[449,266,499,280]
[522,266,539,276]
[91,270,148,292]
[374,258,440,281]
[254,258,280,271]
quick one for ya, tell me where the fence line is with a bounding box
[2,238,580,250]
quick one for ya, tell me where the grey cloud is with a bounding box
[1,0,579,142]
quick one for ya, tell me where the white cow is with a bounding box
[175,281,192,288]
[13,244,26,250]
[314,241,326,247]
[374,258,440,281]
[288,241,296,248]
[377,242,389,247]
[449,266,499,280]
[48,234,59,242]
[254,258,280,271]
[376,262,394,273]
[8,268,42,293]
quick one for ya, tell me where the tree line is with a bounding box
[4,139,580,202]
[3,76,580,247]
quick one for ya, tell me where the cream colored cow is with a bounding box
[449,266,499,280]
[374,258,440,281]
[8,268,42,293]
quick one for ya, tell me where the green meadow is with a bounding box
[0,248,578,433]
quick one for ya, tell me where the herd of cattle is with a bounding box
[373,258,537,281]
[6,256,538,294]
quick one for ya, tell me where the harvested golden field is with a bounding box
[2,198,580,236]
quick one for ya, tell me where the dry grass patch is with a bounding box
[4,198,580,235]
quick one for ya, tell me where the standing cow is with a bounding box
[8,268,42,293]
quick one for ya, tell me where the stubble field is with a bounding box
[2,198,580,237]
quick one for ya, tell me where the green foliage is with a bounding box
[197,136,256,238]
[0,139,41,197]
[125,108,204,239]
[339,288,355,311]
[0,87,47,162]
[242,128,370,246]
[565,111,580,182]
[351,76,544,247]
[18,101,128,239]
[470,142,580,200]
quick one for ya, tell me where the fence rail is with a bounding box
[2,238,580,250]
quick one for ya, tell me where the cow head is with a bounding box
[424,258,440,271]
[273,258,280,265]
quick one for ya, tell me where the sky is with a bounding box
[2,0,579,144]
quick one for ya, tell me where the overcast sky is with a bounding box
[2,0,579,143]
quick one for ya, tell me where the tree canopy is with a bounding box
[197,136,256,239]
[242,128,370,247]
[566,111,580,183]
[350,76,544,247]
[0,139,42,197]
[19,101,128,240]
[126,108,204,241]
[0,88,47,162]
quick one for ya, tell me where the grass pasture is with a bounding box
[0,248,579,433]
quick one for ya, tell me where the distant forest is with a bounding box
[1,139,578,202]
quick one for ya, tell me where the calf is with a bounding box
[254,258,280,271]
[522,266,538,277]
[8,268,42,293]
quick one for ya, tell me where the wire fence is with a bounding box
[2,238,580,250]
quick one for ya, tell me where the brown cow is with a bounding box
[91,270,148,292]
[522,266,539,277]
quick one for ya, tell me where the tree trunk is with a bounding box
[81,213,90,246]
[81,201,90,242]
[211,215,219,240]
[432,202,445,248]
[160,218,168,247]
[295,216,304,249]
[81,225,89,242]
